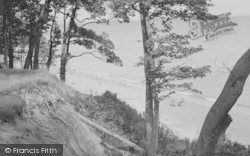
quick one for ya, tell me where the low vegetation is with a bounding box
[0,94,26,123]
[83,90,250,156]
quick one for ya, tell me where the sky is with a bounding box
[209,0,250,16]
[40,0,249,17]
[53,0,249,26]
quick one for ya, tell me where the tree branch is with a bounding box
[68,51,98,60]
[49,3,82,23]
[90,53,106,61]
[131,4,143,14]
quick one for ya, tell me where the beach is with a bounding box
[50,63,250,145]
[50,16,250,145]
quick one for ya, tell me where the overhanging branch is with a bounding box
[67,51,105,62]
[68,51,97,60]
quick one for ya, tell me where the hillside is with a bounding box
[0,69,144,156]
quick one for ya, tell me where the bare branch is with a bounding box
[149,6,160,18]
[68,51,98,60]
[79,16,95,23]
[131,4,143,14]
[79,21,101,27]
[79,15,116,27]
[90,53,106,61]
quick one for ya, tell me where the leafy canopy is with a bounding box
[110,0,215,99]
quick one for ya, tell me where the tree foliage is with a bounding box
[0,0,122,80]
[109,0,215,155]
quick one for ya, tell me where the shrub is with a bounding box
[93,91,145,144]
[92,90,190,153]
[215,139,250,156]
[0,94,26,123]
[90,90,250,155]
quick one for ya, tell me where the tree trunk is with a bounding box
[60,4,78,82]
[24,26,35,69]
[8,29,14,68]
[0,0,3,11]
[33,30,41,69]
[152,96,159,154]
[195,48,250,156]
[2,2,8,68]
[139,3,158,156]
[24,0,51,70]
[60,38,68,82]
[46,11,57,70]
[60,7,68,82]
[47,37,54,70]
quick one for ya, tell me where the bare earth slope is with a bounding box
[0,69,144,156]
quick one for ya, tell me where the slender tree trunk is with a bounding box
[0,0,3,11]
[24,26,35,69]
[152,96,159,154]
[60,7,68,82]
[8,29,14,68]
[20,36,27,67]
[2,2,8,68]
[60,4,78,82]
[33,30,41,69]
[195,48,250,156]
[139,3,158,156]
[46,11,57,70]
[47,37,54,70]
[3,32,8,68]
[60,36,68,82]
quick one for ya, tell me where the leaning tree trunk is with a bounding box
[195,48,250,156]
[139,3,158,156]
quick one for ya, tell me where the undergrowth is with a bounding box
[84,90,250,156]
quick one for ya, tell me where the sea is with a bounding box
[67,16,250,109]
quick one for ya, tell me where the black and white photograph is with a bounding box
[0,0,249,155]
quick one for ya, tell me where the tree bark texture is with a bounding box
[195,48,250,156]
[60,4,78,82]
[24,0,51,70]
[8,29,13,68]
[2,2,8,68]
[139,3,159,156]
[24,26,35,69]
[33,31,41,69]
[46,11,57,70]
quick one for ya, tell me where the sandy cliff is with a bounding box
[0,69,144,156]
